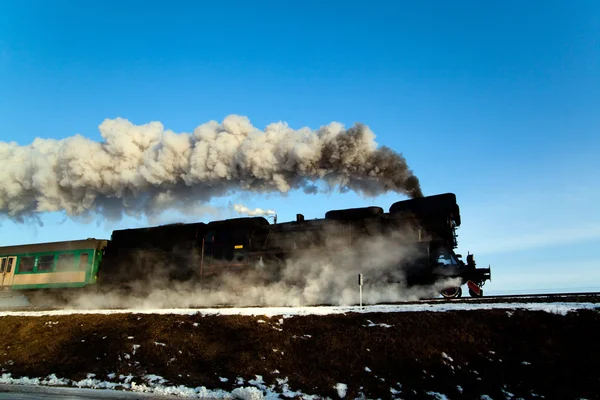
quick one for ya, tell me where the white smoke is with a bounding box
[0,115,422,222]
[233,204,276,217]
[53,225,461,310]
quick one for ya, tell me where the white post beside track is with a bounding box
[358,273,363,308]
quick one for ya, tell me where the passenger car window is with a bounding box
[38,255,55,272]
[18,256,35,273]
[56,254,76,271]
[79,253,89,270]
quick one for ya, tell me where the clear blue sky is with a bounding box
[1,0,598,294]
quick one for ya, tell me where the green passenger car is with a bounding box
[0,239,108,292]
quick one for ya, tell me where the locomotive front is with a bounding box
[388,193,492,298]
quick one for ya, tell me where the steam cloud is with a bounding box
[233,204,276,217]
[48,225,459,310]
[0,115,422,222]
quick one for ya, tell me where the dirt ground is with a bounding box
[0,308,598,399]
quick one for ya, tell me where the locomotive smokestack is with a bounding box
[0,115,422,221]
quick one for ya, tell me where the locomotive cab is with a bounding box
[199,217,271,276]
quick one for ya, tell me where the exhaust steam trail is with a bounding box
[233,204,276,217]
[0,115,422,222]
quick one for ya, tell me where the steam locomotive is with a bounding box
[0,193,491,303]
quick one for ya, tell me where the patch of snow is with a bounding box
[127,336,134,339]
[522,361,531,365]
[132,344,140,355]
[257,319,266,323]
[456,385,463,393]
[480,395,493,400]
[364,319,393,328]
[73,377,121,390]
[1,371,323,399]
[43,374,69,386]
[502,388,515,398]
[144,374,167,384]
[231,386,264,400]
[3,301,598,318]
[154,342,166,347]
[334,382,348,398]
[426,391,449,399]
[276,377,313,399]
[441,352,453,362]
[248,375,266,390]
[365,366,371,372]
[219,377,228,382]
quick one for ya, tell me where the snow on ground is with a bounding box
[0,372,322,399]
[426,392,449,400]
[333,383,347,398]
[0,301,598,318]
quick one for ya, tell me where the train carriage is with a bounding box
[0,239,108,294]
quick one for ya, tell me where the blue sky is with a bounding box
[0,0,598,294]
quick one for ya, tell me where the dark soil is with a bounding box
[0,308,599,399]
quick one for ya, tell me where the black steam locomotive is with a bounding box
[98,193,491,299]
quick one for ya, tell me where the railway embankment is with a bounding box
[0,304,599,399]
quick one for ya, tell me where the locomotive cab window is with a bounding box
[433,246,459,266]
[6,258,13,273]
[38,255,55,272]
[0,258,6,273]
[18,256,35,273]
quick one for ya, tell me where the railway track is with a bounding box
[0,291,598,313]
[355,291,600,307]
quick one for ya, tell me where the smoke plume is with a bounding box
[233,204,276,217]
[0,115,422,222]
[48,224,459,310]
